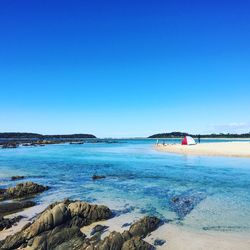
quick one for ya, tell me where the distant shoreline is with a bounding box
[150,137,250,140]
[0,132,96,139]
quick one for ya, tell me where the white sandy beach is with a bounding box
[156,142,250,158]
[145,224,250,250]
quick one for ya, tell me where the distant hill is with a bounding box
[148,132,189,138]
[0,133,96,139]
[148,132,250,138]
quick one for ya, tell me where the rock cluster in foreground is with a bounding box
[0,200,161,250]
[0,182,49,231]
[0,182,49,201]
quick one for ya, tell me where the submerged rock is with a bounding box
[69,141,84,145]
[0,182,49,201]
[0,200,36,215]
[170,190,206,219]
[92,175,106,180]
[11,176,24,181]
[154,239,166,246]
[1,143,19,149]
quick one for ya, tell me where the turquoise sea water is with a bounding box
[1,139,250,233]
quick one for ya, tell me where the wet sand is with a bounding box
[156,142,250,158]
[146,224,250,250]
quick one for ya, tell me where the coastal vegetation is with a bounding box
[149,132,250,138]
[0,133,97,149]
[0,133,96,139]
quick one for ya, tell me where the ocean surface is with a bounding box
[1,139,250,233]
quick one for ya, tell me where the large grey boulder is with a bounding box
[68,201,111,227]
[128,216,161,238]
[24,203,70,239]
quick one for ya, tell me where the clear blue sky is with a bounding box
[0,0,249,137]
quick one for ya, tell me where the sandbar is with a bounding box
[155,142,250,158]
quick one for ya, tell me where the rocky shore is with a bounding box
[0,199,161,250]
[0,180,162,250]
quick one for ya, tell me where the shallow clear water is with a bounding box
[1,139,250,232]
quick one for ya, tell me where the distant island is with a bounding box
[0,133,97,148]
[0,132,96,139]
[148,132,250,138]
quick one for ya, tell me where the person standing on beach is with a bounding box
[198,135,201,143]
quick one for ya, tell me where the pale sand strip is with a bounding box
[145,224,250,250]
[155,142,250,158]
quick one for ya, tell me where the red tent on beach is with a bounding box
[182,136,196,145]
